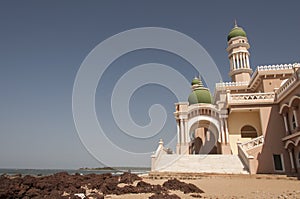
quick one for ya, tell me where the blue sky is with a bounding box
[0,1,299,169]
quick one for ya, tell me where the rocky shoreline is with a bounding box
[0,172,203,199]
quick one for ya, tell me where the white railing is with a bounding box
[228,92,275,104]
[151,139,167,171]
[237,135,264,174]
[257,63,294,71]
[216,81,249,89]
[276,69,300,99]
[250,63,296,85]
[240,135,264,151]
[188,105,219,119]
[237,143,252,172]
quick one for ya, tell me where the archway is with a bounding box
[188,117,220,154]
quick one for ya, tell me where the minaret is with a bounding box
[226,21,252,82]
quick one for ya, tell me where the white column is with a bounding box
[224,118,229,144]
[240,53,243,68]
[288,149,295,170]
[180,119,184,143]
[243,53,246,68]
[239,53,243,68]
[220,119,225,143]
[184,119,188,143]
[283,114,289,135]
[236,54,240,69]
[233,54,236,69]
[176,120,180,144]
[240,53,244,68]
[246,54,250,68]
[292,107,299,128]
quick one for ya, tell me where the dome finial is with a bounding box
[234,19,238,27]
[198,76,204,87]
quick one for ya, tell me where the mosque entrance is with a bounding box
[189,120,219,154]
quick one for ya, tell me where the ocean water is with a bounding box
[0,168,149,176]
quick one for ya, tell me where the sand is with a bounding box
[106,175,300,199]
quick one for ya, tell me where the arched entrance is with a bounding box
[188,117,220,154]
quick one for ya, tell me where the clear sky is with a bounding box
[0,1,299,169]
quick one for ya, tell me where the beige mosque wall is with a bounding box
[255,105,290,173]
[252,77,283,93]
[259,106,272,136]
[262,78,283,92]
[227,110,262,154]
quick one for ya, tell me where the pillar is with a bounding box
[233,54,236,69]
[288,149,295,171]
[239,53,243,68]
[220,119,225,143]
[292,107,299,129]
[243,53,246,68]
[224,118,229,144]
[246,54,250,68]
[180,119,184,143]
[236,54,240,69]
[283,113,289,135]
[184,119,188,143]
[176,120,180,144]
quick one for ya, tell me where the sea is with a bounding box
[0,168,150,176]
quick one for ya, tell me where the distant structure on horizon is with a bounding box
[151,22,300,175]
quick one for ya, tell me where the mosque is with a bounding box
[151,22,300,175]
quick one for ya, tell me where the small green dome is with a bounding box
[191,77,200,85]
[227,26,247,41]
[188,88,212,105]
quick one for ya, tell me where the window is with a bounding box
[298,152,300,166]
[292,115,296,130]
[241,125,258,138]
[273,154,284,171]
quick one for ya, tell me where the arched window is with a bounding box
[292,115,296,130]
[241,125,257,138]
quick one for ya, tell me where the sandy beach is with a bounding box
[108,175,300,199]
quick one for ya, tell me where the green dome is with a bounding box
[188,88,212,105]
[227,26,247,41]
[191,77,200,85]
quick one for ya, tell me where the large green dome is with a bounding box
[188,88,212,105]
[227,26,247,41]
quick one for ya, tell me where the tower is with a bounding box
[227,21,252,82]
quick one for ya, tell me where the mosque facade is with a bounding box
[151,23,300,175]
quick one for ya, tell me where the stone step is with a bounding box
[154,154,249,174]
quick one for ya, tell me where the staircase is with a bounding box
[237,135,264,174]
[153,154,249,174]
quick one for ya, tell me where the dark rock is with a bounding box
[163,178,204,194]
[190,193,203,198]
[119,172,141,184]
[0,171,204,198]
[149,192,181,199]
[25,188,40,198]
[87,192,104,199]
